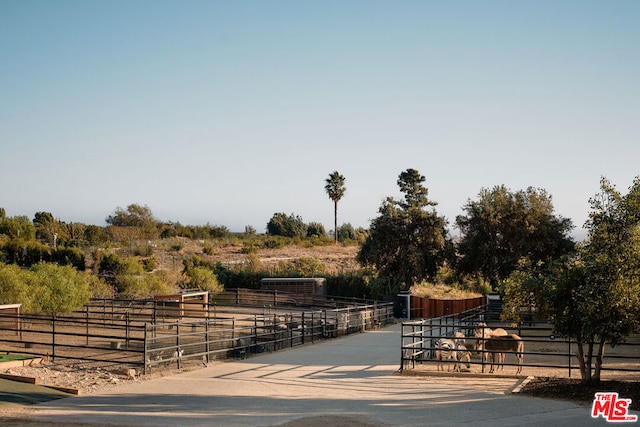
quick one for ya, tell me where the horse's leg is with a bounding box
[516,343,524,375]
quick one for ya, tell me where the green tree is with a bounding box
[274,257,326,277]
[184,266,223,293]
[266,213,307,238]
[84,225,110,246]
[503,177,640,384]
[53,246,86,270]
[0,215,36,241]
[337,223,368,243]
[117,273,171,299]
[306,222,327,238]
[85,273,115,299]
[325,171,346,243]
[106,204,159,239]
[30,263,91,314]
[357,169,450,289]
[456,185,574,290]
[33,212,57,246]
[0,262,36,312]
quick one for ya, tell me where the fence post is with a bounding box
[428,318,433,359]
[419,320,424,362]
[205,314,210,364]
[176,321,181,369]
[302,312,306,345]
[85,306,89,346]
[253,315,258,352]
[51,315,56,362]
[568,339,572,378]
[231,318,236,354]
[481,327,486,373]
[126,312,130,350]
[143,325,148,375]
[289,312,294,348]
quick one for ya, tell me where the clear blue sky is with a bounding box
[2,1,639,239]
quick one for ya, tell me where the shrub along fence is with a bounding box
[0,293,394,375]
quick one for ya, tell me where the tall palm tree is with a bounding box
[325,171,346,243]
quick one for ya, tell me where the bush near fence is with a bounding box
[0,290,394,375]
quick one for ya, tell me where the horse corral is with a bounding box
[401,310,640,380]
[0,290,394,375]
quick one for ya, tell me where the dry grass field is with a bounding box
[157,239,361,275]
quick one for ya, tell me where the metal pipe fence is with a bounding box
[0,298,394,374]
[401,316,640,378]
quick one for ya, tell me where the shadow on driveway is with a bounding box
[0,378,69,408]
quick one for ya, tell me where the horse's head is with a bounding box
[473,322,488,338]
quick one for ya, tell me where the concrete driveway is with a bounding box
[12,324,622,426]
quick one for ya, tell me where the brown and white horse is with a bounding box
[474,323,508,369]
[484,334,524,375]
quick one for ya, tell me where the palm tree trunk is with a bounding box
[334,201,338,243]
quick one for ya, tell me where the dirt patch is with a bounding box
[0,359,191,396]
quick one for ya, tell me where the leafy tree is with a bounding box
[64,222,87,247]
[266,213,307,238]
[30,262,91,314]
[84,273,115,299]
[53,246,86,270]
[274,257,327,277]
[503,177,640,384]
[337,223,368,243]
[0,262,37,312]
[84,225,110,246]
[357,169,450,289]
[0,215,36,241]
[33,211,57,246]
[455,185,574,290]
[97,252,128,285]
[184,266,223,293]
[98,253,171,298]
[106,204,159,239]
[325,171,346,243]
[0,240,48,266]
[117,273,171,299]
[306,222,327,238]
